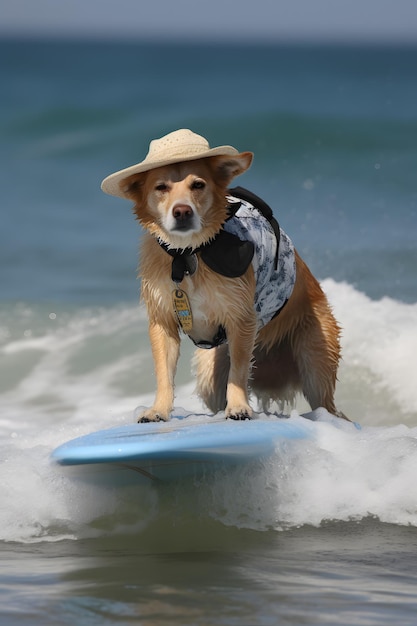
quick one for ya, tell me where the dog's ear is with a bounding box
[120,172,147,201]
[210,152,254,185]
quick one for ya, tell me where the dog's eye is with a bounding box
[155,183,168,192]
[191,179,206,190]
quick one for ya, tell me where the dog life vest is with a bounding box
[225,187,296,328]
[159,187,296,348]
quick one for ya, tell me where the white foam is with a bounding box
[188,412,417,531]
[323,279,417,423]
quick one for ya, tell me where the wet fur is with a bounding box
[122,153,346,422]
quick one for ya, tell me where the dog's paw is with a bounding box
[138,415,163,423]
[137,408,169,423]
[226,411,252,421]
[225,405,252,421]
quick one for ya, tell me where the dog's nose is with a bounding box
[172,204,193,221]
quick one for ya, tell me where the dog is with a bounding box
[101,129,347,422]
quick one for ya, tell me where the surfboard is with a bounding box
[51,411,318,485]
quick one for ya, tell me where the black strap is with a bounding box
[191,325,227,349]
[229,186,280,270]
[171,251,197,283]
[158,242,198,283]
[229,186,274,221]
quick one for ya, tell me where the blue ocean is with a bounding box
[1,38,417,624]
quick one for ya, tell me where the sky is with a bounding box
[1,0,417,44]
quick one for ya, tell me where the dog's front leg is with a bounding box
[138,322,180,422]
[225,316,257,420]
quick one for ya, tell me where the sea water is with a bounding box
[1,38,417,625]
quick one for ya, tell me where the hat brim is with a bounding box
[101,145,239,198]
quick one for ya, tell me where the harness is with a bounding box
[158,187,296,348]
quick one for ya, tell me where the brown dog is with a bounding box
[101,130,347,422]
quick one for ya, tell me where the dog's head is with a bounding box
[121,153,253,250]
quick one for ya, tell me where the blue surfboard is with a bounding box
[51,411,317,484]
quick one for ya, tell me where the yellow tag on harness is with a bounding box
[172,288,193,333]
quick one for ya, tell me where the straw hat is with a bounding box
[101,129,240,198]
